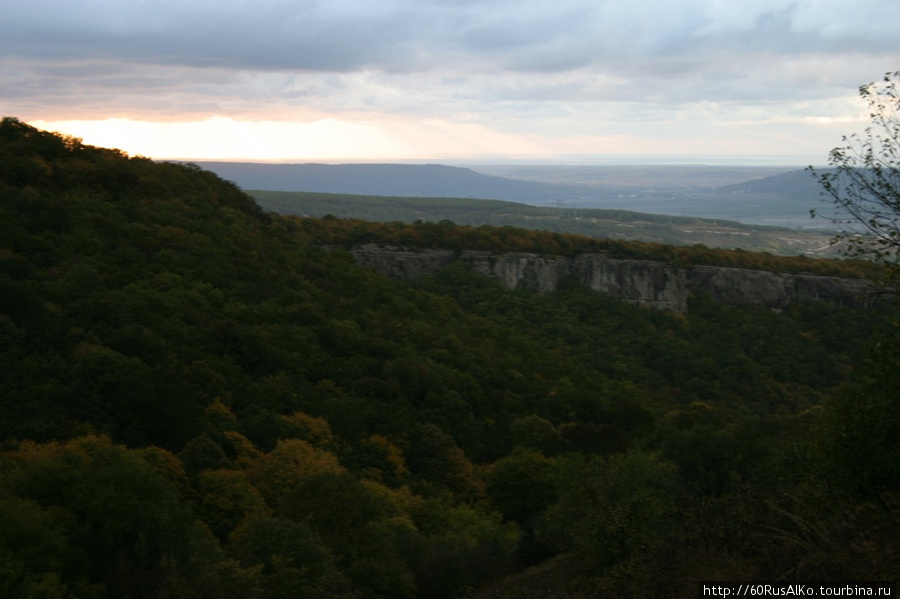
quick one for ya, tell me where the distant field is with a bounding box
[466,164,830,229]
[249,190,840,257]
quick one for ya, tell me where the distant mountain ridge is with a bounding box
[714,168,828,200]
[195,162,596,202]
[196,161,833,228]
[197,161,827,200]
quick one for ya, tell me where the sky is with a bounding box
[2,0,898,164]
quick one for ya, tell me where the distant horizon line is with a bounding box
[175,154,827,168]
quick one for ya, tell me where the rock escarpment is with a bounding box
[350,244,880,313]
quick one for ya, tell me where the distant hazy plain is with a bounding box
[465,164,829,229]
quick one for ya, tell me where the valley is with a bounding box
[2,119,896,599]
[249,189,841,256]
[199,160,841,256]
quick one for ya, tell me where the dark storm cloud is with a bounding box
[2,0,891,73]
[3,0,534,74]
[2,0,898,122]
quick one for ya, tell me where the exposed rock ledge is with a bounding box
[349,244,881,313]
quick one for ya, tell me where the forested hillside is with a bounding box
[1,118,898,599]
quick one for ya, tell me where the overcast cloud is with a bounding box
[3,0,898,161]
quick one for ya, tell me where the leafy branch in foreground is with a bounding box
[810,71,900,265]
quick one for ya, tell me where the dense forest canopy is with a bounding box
[1,117,898,598]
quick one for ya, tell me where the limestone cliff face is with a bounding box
[685,266,875,309]
[349,244,877,312]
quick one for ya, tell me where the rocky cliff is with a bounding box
[349,244,880,313]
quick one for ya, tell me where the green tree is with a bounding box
[813,333,900,501]
[485,448,558,525]
[230,517,356,599]
[178,434,233,477]
[541,451,680,596]
[802,74,900,580]
[405,423,484,501]
[194,469,270,541]
[0,491,92,599]
[247,438,344,509]
[4,436,198,599]
[280,472,418,599]
[406,498,519,599]
[810,71,900,265]
[508,415,560,454]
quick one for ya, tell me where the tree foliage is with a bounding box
[811,71,900,265]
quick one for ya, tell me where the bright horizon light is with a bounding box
[28,117,418,162]
[27,115,834,166]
